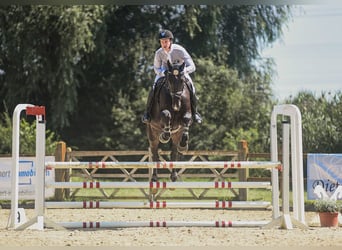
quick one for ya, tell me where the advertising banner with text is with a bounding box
[0,156,55,200]
[307,153,342,200]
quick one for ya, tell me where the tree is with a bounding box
[219,5,292,76]
[190,58,274,152]
[98,5,290,152]
[0,6,105,130]
[287,91,342,153]
[0,5,293,152]
[172,6,292,76]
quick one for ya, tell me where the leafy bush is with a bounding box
[0,111,58,155]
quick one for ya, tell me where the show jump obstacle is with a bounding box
[8,104,308,230]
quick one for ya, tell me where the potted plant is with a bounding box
[314,199,341,227]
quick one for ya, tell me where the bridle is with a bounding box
[165,68,185,99]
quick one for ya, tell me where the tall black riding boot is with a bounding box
[141,88,154,124]
[191,93,203,124]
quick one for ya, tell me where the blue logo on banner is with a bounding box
[307,154,342,200]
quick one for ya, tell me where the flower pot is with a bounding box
[318,212,339,227]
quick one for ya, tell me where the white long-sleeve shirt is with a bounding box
[153,44,196,85]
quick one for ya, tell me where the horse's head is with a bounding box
[165,61,186,111]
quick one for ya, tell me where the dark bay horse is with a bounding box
[146,61,193,182]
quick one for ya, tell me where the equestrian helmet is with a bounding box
[159,29,174,40]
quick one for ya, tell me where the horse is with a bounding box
[146,61,193,182]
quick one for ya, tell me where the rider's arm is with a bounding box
[154,49,166,77]
[183,49,196,74]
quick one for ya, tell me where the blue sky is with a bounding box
[262,4,342,100]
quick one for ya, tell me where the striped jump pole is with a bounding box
[45,200,271,209]
[45,161,282,170]
[46,181,271,189]
[58,220,269,229]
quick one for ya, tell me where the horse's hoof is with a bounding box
[150,175,158,195]
[170,173,178,182]
[151,175,158,182]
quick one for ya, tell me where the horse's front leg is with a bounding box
[149,142,159,196]
[151,141,161,182]
[147,125,160,182]
[178,112,192,152]
[159,109,171,143]
[170,143,179,182]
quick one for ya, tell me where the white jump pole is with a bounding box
[58,220,269,229]
[267,104,307,229]
[46,181,271,189]
[45,161,281,169]
[45,200,271,209]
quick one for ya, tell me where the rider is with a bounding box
[142,29,202,124]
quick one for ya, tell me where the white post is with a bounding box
[9,105,47,230]
[291,106,305,223]
[268,104,306,229]
[34,110,46,228]
[282,119,290,215]
[9,104,34,229]
[270,109,280,219]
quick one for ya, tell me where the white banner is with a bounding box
[0,156,55,200]
[307,153,342,200]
